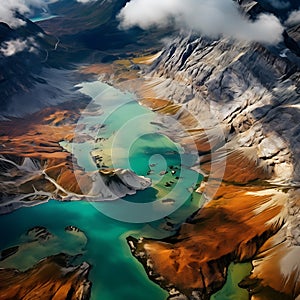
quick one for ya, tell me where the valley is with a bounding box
[0,1,300,300]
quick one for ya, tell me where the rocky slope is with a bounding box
[38,0,173,55]
[127,2,300,300]
[149,35,300,181]
[0,16,63,114]
[0,253,91,300]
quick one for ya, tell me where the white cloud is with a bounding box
[0,37,39,57]
[286,9,300,26]
[118,0,284,44]
[0,0,47,28]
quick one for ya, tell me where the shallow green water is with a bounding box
[0,81,203,300]
[0,201,168,300]
[211,262,252,300]
[71,82,202,223]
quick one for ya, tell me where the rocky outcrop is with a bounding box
[27,226,53,241]
[0,253,91,300]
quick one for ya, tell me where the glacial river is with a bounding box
[0,82,250,300]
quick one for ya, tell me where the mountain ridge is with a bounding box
[125,2,300,299]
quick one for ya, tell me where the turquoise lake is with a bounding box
[0,81,252,300]
[0,82,203,300]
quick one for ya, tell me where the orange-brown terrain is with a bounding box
[1,44,299,299]
[2,0,300,299]
[129,182,295,300]
[122,76,300,299]
[0,99,93,209]
[0,90,151,211]
[59,56,300,300]
[0,253,91,300]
